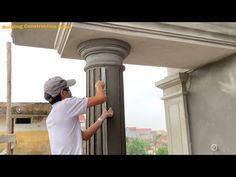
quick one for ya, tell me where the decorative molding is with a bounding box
[54,22,72,55]
[74,22,236,49]
[77,38,130,59]
[77,38,130,71]
[155,72,189,90]
[161,91,188,100]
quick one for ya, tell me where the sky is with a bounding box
[0,22,168,131]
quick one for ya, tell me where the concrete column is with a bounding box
[77,38,130,155]
[155,72,192,154]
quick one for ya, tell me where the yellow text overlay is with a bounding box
[1,24,72,29]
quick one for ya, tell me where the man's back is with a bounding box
[46,97,88,155]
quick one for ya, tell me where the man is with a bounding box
[44,76,113,155]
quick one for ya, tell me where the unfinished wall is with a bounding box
[0,102,51,154]
[188,53,236,154]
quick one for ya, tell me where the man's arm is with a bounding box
[87,80,107,108]
[82,108,113,141]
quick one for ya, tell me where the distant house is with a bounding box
[0,102,51,131]
[0,102,51,154]
[126,127,153,140]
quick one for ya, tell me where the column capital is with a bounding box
[77,38,130,71]
[155,72,189,90]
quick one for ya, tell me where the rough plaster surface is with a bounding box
[188,53,236,154]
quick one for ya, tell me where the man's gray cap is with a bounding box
[44,76,76,98]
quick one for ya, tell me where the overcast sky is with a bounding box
[0,22,168,131]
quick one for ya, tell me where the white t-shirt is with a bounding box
[46,97,88,155]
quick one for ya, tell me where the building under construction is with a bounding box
[0,102,51,154]
[2,22,236,154]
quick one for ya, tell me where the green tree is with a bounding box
[156,147,168,155]
[126,138,148,155]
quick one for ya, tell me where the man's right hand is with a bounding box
[95,80,105,89]
[87,80,107,108]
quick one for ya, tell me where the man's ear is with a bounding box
[60,90,66,99]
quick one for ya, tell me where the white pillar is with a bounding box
[155,72,192,154]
